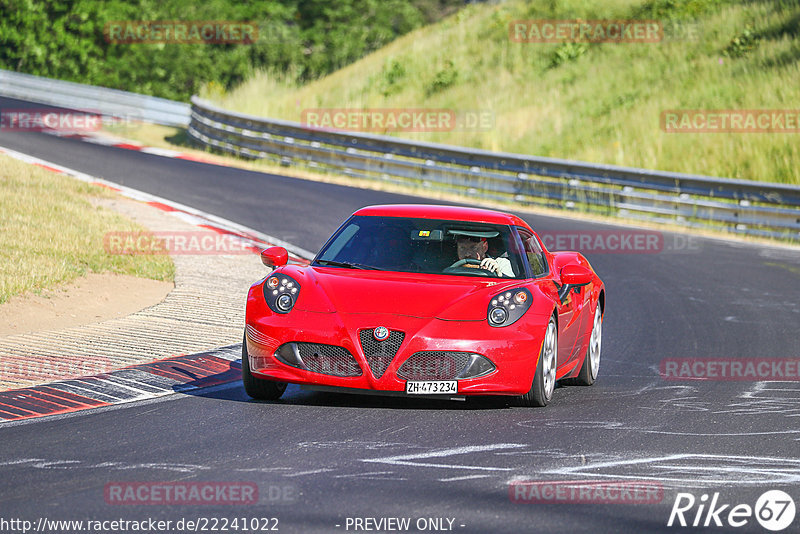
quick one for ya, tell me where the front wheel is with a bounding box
[242,333,287,400]
[517,317,557,407]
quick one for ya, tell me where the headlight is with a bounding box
[488,288,532,327]
[489,307,508,324]
[263,273,300,314]
[277,294,293,311]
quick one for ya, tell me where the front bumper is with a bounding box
[245,306,549,396]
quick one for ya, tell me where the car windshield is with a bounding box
[314,215,527,279]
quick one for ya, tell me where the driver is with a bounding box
[454,232,514,277]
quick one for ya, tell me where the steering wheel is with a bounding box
[443,258,493,276]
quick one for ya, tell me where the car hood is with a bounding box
[289,266,523,321]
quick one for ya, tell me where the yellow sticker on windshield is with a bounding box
[419,231,430,237]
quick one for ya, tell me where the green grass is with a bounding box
[206,0,800,184]
[0,155,174,304]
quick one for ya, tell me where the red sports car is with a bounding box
[243,204,604,406]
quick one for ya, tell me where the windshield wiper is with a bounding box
[314,259,378,270]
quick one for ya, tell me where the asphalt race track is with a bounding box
[1,97,800,533]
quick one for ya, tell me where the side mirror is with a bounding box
[557,264,592,303]
[261,246,288,268]
[560,264,592,286]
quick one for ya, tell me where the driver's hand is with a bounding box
[480,257,501,274]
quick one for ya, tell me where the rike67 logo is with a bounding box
[668,490,796,531]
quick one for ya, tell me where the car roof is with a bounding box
[353,204,531,229]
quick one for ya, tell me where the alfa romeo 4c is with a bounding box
[243,204,604,407]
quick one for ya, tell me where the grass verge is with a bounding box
[205,0,800,184]
[0,154,174,304]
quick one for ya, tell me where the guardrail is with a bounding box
[2,69,796,241]
[0,69,190,127]
[188,97,800,241]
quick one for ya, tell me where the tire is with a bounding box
[242,333,287,400]
[517,317,557,407]
[570,305,602,386]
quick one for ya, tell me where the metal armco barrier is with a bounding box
[188,97,800,241]
[2,68,797,241]
[0,69,190,127]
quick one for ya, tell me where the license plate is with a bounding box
[405,380,457,395]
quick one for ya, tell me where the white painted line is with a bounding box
[235,467,294,473]
[0,458,48,467]
[551,453,701,473]
[362,443,526,472]
[283,468,335,477]
[333,471,406,481]
[140,147,182,157]
[85,375,170,397]
[545,453,800,486]
[10,458,210,473]
[638,430,800,436]
[438,474,493,482]
[333,471,393,478]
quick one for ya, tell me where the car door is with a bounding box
[521,230,582,368]
[552,253,589,365]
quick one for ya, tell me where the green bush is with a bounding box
[724,26,759,58]
[379,58,408,97]
[549,42,589,69]
[425,59,458,96]
[0,0,461,101]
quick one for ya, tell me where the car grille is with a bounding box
[396,351,473,381]
[296,343,362,377]
[358,329,405,379]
